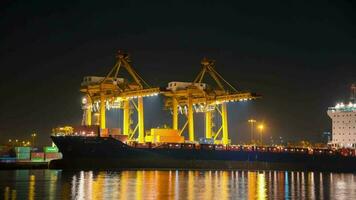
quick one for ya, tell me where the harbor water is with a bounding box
[1,170,356,199]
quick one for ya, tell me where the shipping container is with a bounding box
[156,135,184,143]
[31,158,44,162]
[151,128,180,137]
[109,128,121,135]
[100,128,109,137]
[45,152,62,161]
[14,147,31,153]
[43,146,59,153]
[16,152,30,160]
[31,152,44,160]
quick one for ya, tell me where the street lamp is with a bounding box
[31,133,37,147]
[248,119,257,144]
[258,124,264,145]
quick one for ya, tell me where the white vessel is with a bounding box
[327,84,356,148]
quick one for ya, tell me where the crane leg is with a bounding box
[86,107,92,126]
[188,97,194,142]
[172,98,178,130]
[123,100,130,135]
[205,111,212,138]
[221,103,229,145]
[138,97,144,143]
[100,94,106,129]
[85,96,92,126]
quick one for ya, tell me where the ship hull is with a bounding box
[50,136,356,172]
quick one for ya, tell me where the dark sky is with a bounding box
[0,0,355,145]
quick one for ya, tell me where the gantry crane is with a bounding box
[80,51,160,143]
[164,58,260,145]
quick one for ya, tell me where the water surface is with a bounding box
[1,170,356,199]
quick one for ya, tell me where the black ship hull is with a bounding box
[50,136,356,172]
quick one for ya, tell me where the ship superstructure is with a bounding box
[327,84,356,148]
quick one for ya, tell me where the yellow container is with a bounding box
[151,128,180,137]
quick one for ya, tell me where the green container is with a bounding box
[16,152,30,160]
[14,147,31,153]
[43,146,59,153]
[31,158,44,162]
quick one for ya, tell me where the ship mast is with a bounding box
[351,83,356,103]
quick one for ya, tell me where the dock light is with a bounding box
[258,124,264,131]
[31,133,37,147]
[258,124,265,145]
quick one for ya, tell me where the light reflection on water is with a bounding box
[1,170,356,199]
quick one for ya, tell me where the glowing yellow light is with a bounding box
[248,119,256,123]
[258,124,264,131]
[29,175,35,200]
[257,173,267,200]
[82,97,87,104]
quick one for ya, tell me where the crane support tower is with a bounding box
[80,51,160,143]
[164,58,260,145]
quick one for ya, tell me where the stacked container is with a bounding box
[43,146,61,161]
[100,128,109,137]
[44,152,62,161]
[14,147,31,160]
[31,152,44,162]
[147,129,185,143]
[43,146,59,153]
[109,128,121,135]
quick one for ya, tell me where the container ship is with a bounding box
[50,126,356,172]
[49,52,356,172]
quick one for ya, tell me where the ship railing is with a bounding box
[127,141,356,157]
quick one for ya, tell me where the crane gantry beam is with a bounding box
[79,52,259,145]
[163,58,261,145]
[80,51,159,143]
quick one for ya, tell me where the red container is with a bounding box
[31,152,44,159]
[45,152,62,160]
[100,128,109,137]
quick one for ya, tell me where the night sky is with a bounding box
[0,0,355,145]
